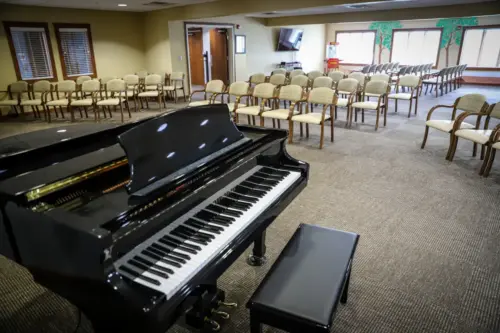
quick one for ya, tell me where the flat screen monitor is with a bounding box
[277,28,303,51]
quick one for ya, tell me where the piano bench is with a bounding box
[246,224,359,333]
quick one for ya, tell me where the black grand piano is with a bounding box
[0,105,309,333]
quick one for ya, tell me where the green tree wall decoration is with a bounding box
[369,21,402,64]
[436,17,478,67]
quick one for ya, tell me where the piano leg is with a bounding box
[247,230,267,266]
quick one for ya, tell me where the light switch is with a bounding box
[179,55,183,61]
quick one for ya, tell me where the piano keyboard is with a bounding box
[114,166,301,299]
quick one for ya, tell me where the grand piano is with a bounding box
[0,105,309,333]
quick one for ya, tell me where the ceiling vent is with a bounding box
[143,1,173,6]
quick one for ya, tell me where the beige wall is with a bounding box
[326,15,500,72]
[0,4,146,90]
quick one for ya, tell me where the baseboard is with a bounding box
[462,76,500,86]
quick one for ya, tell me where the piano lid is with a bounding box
[118,104,246,194]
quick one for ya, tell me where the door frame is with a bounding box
[184,22,236,94]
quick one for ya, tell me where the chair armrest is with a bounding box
[426,104,455,121]
[376,93,388,108]
[452,112,484,131]
[189,90,205,102]
[490,124,500,142]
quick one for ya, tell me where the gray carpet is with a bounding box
[1,85,500,333]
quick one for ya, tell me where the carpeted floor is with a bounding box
[1,85,500,333]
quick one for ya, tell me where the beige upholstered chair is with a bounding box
[307,70,324,81]
[348,72,366,87]
[269,74,287,87]
[289,69,305,79]
[0,81,28,116]
[261,85,305,128]
[287,75,309,109]
[21,80,51,118]
[388,75,421,118]
[350,80,389,130]
[97,79,131,123]
[289,87,338,149]
[369,74,390,84]
[312,77,334,89]
[249,73,267,85]
[137,74,165,111]
[189,80,225,107]
[122,74,140,112]
[480,121,500,177]
[69,80,101,121]
[136,70,148,85]
[235,83,275,125]
[335,78,359,127]
[73,76,92,99]
[447,102,499,163]
[165,72,186,103]
[421,94,488,153]
[219,81,250,113]
[272,68,287,76]
[45,80,76,122]
[328,71,345,86]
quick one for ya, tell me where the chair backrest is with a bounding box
[136,70,148,79]
[289,69,305,78]
[106,79,126,92]
[272,68,287,76]
[57,80,76,93]
[206,80,224,94]
[348,72,366,86]
[370,73,390,83]
[123,74,139,85]
[488,103,500,120]
[312,76,333,89]
[9,81,28,93]
[76,76,92,85]
[145,74,162,85]
[328,71,345,83]
[368,64,377,73]
[250,73,266,84]
[82,79,101,92]
[337,78,359,93]
[374,64,383,73]
[380,63,390,73]
[32,80,51,92]
[361,65,370,73]
[398,75,420,88]
[253,83,276,99]
[455,94,487,113]
[229,81,249,96]
[100,76,117,85]
[364,80,389,95]
[307,70,324,80]
[278,85,304,102]
[307,87,336,105]
[170,72,184,82]
[290,75,309,88]
[269,74,286,86]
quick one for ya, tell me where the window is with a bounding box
[391,29,442,66]
[335,31,376,65]
[459,26,500,69]
[3,22,56,81]
[54,23,97,79]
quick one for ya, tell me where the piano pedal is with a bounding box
[217,301,238,308]
[204,317,221,331]
[211,309,230,320]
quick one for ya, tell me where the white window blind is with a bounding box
[460,28,500,68]
[391,30,441,66]
[9,27,54,80]
[57,27,94,77]
[336,31,375,64]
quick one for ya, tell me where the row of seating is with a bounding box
[360,62,400,75]
[422,64,467,97]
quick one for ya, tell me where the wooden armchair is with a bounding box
[188,80,225,107]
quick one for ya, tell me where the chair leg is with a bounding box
[447,136,459,161]
[174,90,178,104]
[330,107,334,142]
[483,149,496,177]
[119,103,124,123]
[480,146,492,175]
[158,95,162,112]
[383,106,387,127]
[481,145,485,160]
[300,123,303,137]
[126,101,131,118]
[145,98,149,109]
[247,115,251,124]
[319,123,325,149]
[252,116,256,126]
[395,99,398,113]
[375,108,380,131]
[260,116,264,127]
[306,124,309,138]
[272,119,276,128]
[408,99,413,118]
[414,97,418,115]
[361,110,365,123]
[277,120,281,129]
[349,106,354,127]
[421,126,430,149]
[46,106,51,123]
[69,105,75,122]
[472,143,477,157]
[288,120,293,144]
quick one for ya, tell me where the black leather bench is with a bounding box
[247,224,359,333]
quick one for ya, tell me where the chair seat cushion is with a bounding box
[455,129,492,145]
[97,98,121,106]
[46,99,69,106]
[71,99,94,106]
[492,142,500,150]
[262,109,299,120]
[138,91,160,97]
[235,105,270,115]
[227,102,245,112]
[337,90,354,95]
[119,91,136,97]
[336,98,349,107]
[189,100,222,107]
[164,85,180,91]
[0,100,19,106]
[423,78,439,83]
[351,101,379,110]
[20,99,42,106]
[364,92,382,97]
[291,112,330,124]
[145,85,160,90]
[425,120,474,133]
[388,93,412,100]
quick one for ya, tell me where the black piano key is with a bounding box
[225,191,259,204]
[171,230,208,246]
[120,265,160,286]
[186,219,223,234]
[241,181,272,192]
[142,249,183,267]
[134,255,175,274]
[129,259,169,279]
[150,243,190,261]
[216,197,252,211]
[160,236,200,253]
[206,204,243,217]
[177,225,215,240]
[255,171,284,181]
[196,210,235,223]
[260,167,290,177]
[248,175,279,186]
[234,185,266,198]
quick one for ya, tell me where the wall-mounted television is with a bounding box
[277,28,304,51]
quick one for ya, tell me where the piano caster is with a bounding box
[211,309,230,320]
[218,301,238,308]
[247,254,267,266]
[204,317,221,331]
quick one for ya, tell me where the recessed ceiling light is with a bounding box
[118,4,127,6]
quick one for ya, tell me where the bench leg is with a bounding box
[250,317,263,333]
[341,269,351,304]
[247,230,267,266]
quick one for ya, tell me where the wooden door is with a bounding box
[188,29,205,86]
[210,28,229,83]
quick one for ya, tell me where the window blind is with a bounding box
[460,28,500,68]
[57,27,94,77]
[391,30,441,66]
[10,27,54,80]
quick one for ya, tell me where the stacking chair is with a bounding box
[422,68,446,97]
[360,65,370,74]
[348,72,367,103]
[457,64,467,88]
[289,69,305,79]
[269,74,287,87]
[123,74,140,112]
[249,73,267,86]
[220,81,250,113]
[100,76,117,88]
[136,70,148,87]
[388,75,421,118]
[137,74,165,111]
[380,63,390,74]
[369,74,390,84]
[188,80,225,107]
[69,79,101,121]
[391,66,408,84]
[261,85,305,129]
[97,79,131,123]
[307,70,324,82]
[367,64,377,75]
[374,64,384,74]
[328,71,345,87]
[447,103,499,163]
[21,80,51,118]
[73,76,92,99]
[45,80,76,122]
[235,83,275,125]
[290,75,309,89]
[312,77,334,89]
[351,80,390,130]
[271,68,287,76]
[421,94,488,152]
[0,81,28,116]
[164,72,186,103]
[289,87,338,149]
[335,78,359,126]
[480,121,500,177]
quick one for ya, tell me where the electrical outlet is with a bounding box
[179,55,183,61]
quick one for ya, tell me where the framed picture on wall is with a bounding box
[236,35,246,54]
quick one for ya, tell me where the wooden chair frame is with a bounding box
[480,124,500,177]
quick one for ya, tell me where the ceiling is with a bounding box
[248,0,496,18]
[0,0,218,12]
